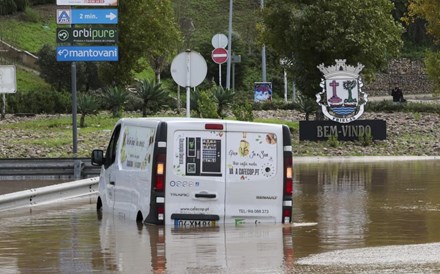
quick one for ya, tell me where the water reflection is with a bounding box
[293,160,440,258]
[99,215,294,273]
[0,160,439,272]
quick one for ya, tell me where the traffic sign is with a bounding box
[57,46,118,62]
[57,0,118,6]
[57,27,118,43]
[211,33,228,48]
[211,48,228,64]
[171,51,207,88]
[0,65,16,94]
[57,9,118,24]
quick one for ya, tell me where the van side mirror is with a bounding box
[91,149,105,166]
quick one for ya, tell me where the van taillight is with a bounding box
[155,153,166,192]
[284,156,293,196]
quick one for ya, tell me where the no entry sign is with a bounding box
[211,48,228,64]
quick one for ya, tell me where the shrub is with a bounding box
[102,86,128,118]
[134,79,171,117]
[212,86,235,118]
[6,89,71,114]
[232,90,253,121]
[293,93,318,120]
[78,93,99,127]
[197,89,219,118]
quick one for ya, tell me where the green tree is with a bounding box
[135,79,171,117]
[36,45,72,91]
[407,0,440,96]
[100,0,182,86]
[36,45,100,91]
[262,0,404,98]
[77,93,99,127]
[103,86,128,117]
[407,0,440,43]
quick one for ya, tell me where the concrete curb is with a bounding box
[0,177,99,212]
[293,155,440,164]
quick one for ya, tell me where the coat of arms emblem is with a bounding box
[316,59,367,123]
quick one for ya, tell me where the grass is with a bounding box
[1,113,300,158]
[16,69,51,92]
[0,17,56,54]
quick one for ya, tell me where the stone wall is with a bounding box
[363,58,432,96]
[0,40,39,71]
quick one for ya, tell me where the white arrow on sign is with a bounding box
[105,12,117,21]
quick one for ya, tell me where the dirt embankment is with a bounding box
[1,109,440,158]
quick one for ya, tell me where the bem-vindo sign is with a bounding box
[299,59,387,141]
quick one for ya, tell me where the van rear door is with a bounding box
[166,121,226,226]
[224,123,284,224]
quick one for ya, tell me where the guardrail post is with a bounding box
[74,159,83,179]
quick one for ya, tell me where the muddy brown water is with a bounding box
[0,160,439,273]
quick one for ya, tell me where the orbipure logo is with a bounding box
[56,27,118,43]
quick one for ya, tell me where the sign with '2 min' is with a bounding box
[57,9,118,24]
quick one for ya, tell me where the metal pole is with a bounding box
[219,64,222,87]
[261,0,266,82]
[185,50,191,117]
[292,81,297,102]
[71,61,81,179]
[1,94,5,120]
[284,69,287,103]
[177,85,181,114]
[226,0,233,90]
[232,63,235,90]
[72,61,77,156]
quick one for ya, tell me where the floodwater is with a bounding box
[0,160,439,273]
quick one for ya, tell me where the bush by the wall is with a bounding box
[6,89,71,114]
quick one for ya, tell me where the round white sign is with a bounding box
[211,33,228,49]
[171,51,207,88]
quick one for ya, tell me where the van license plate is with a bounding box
[174,220,217,227]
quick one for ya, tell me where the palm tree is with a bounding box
[103,86,128,118]
[135,79,171,117]
[77,93,99,127]
[293,93,318,121]
[212,86,235,118]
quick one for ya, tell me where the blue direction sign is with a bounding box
[57,46,118,62]
[57,9,118,24]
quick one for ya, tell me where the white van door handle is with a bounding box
[195,193,216,199]
[109,181,115,186]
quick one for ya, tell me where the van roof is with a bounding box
[117,117,285,128]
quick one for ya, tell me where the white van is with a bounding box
[92,117,293,226]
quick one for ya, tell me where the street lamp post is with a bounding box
[261,0,266,82]
[226,0,233,90]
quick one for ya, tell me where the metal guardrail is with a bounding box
[0,177,99,212]
[0,158,101,180]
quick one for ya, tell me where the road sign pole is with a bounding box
[219,64,222,88]
[186,50,191,118]
[71,61,78,157]
[1,94,5,120]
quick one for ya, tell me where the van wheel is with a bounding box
[136,211,144,223]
